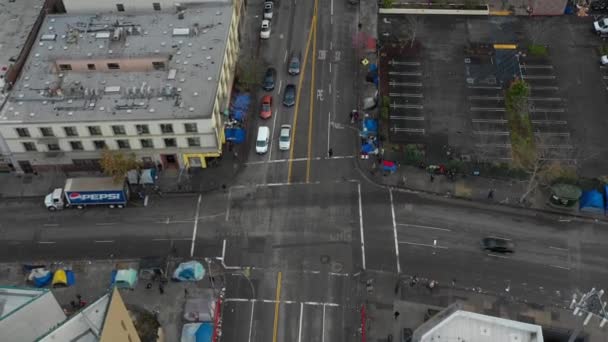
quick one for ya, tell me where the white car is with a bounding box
[260,20,271,39]
[602,55,608,65]
[279,124,291,151]
[594,18,608,34]
[263,2,273,20]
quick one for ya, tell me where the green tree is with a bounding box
[382,0,394,9]
[100,150,139,181]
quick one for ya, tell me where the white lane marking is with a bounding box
[399,241,448,249]
[278,80,282,95]
[549,246,568,251]
[284,50,288,63]
[328,272,349,277]
[550,264,570,270]
[190,194,202,257]
[226,298,251,302]
[486,253,509,259]
[389,189,401,273]
[225,187,232,222]
[297,303,304,342]
[94,240,114,243]
[330,41,332,50]
[322,304,326,342]
[397,223,452,232]
[38,241,56,244]
[248,301,255,342]
[247,156,354,165]
[96,222,117,226]
[330,0,333,15]
[43,223,59,227]
[144,195,149,207]
[329,63,331,73]
[225,298,339,306]
[486,235,512,241]
[327,111,331,153]
[358,183,366,270]
[329,83,331,95]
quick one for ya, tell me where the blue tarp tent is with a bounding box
[173,261,205,282]
[225,128,246,144]
[360,118,378,138]
[580,189,605,214]
[195,323,213,342]
[181,323,213,342]
[229,94,251,122]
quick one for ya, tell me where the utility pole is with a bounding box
[568,288,608,342]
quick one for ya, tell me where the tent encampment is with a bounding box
[579,189,604,214]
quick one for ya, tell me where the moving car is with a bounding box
[260,95,272,119]
[481,237,514,254]
[602,55,608,65]
[594,18,608,34]
[262,67,276,91]
[283,84,296,107]
[260,20,271,39]
[263,1,273,19]
[288,52,301,75]
[256,126,270,154]
[279,124,291,150]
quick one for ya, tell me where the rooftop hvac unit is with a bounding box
[112,28,123,41]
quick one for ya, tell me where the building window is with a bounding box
[22,142,37,151]
[107,63,120,70]
[69,141,84,151]
[116,139,130,149]
[88,126,102,136]
[93,140,107,150]
[160,124,173,134]
[184,123,198,133]
[116,3,125,11]
[164,138,176,148]
[112,125,126,135]
[152,2,161,10]
[87,64,96,71]
[58,64,72,71]
[39,127,54,137]
[152,61,166,70]
[136,124,150,135]
[47,143,60,151]
[63,126,78,137]
[187,137,201,147]
[140,139,154,148]
[15,128,30,137]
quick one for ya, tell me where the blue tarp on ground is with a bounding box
[580,189,605,214]
[229,94,251,122]
[225,128,246,144]
[360,118,378,138]
[181,323,213,342]
[195,323,213,342]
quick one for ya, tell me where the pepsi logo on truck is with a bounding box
[66,191,124,203]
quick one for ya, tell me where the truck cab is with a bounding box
[45,188,65,211]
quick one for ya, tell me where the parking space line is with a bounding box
[530,108,565,113]
[389,93,423,98]
[475,143,511,148]
[389,189,401,274]
[391,127,425,134]
[528,97,561,101]
[390,116,425,121]
[530,86,559,90]
[397,223,452,232]
[390,103,423,109]
[389,60,420,66]
[389,81,422,87]
[520,64,553,69]
[531,120,567,125]
[468,96,504,100]
[522,75,556,80]
[473,131,510,135]
[388,71,422,76]
[538,144,574,149]
[470,107,505,112]
[272,271,283,342]
[534,132,570,137]
[472,119,507,124]
[468,85,502,89]
[400,241,448,249]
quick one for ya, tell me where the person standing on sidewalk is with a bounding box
[488,189,494,200]
[328,148,333,158]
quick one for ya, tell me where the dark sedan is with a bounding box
[283,84,296,107]
[481,237,514,254]
[262,67,276,91]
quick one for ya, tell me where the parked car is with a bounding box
[260,20,271,39]
[260,95,272,119]
[288,52,301,75]
[283,84,296,107]
[481,237,514,254]
[262,67,276,91]
[594,18,608,34]
[279,124,291,150]
[256,126,270,154]
[263,1,273,19]
[602,55,608,65]
[591,0,608,13]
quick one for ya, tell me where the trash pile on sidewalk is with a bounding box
[224,93,251,145]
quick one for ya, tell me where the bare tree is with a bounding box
[403,16,423,48]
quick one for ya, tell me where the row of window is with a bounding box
[15,123,198,138]
[58,61,166,72]
[22,137,202,152]
[115,2,162,12]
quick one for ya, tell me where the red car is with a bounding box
[260,95,272,119]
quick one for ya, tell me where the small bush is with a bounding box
[382,0,394,8]
[599,45,608,55]
[528,44,548,57]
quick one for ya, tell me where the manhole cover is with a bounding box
[330,262,343,273]
[320,255,330,264]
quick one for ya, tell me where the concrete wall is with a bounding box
[61,0,231,14]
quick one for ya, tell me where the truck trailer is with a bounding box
[45,177,129,211]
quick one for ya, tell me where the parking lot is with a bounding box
[379,15,608,174]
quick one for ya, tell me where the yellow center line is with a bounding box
[272,271,283,342]
[305,1,318,183]
[287,7,316,184]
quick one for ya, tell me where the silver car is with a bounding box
[279,124,291,150]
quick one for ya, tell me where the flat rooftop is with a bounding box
[0,0,45,87]
[0,1,232,123]
[0,287,48,319]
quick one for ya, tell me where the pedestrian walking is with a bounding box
[159,283,164,295]
[430,174,435,182]
[487,189,494,200]
[394,311,400,320]
[349,111,354,123]
[452,278,456,287]
[328,148,333,158]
